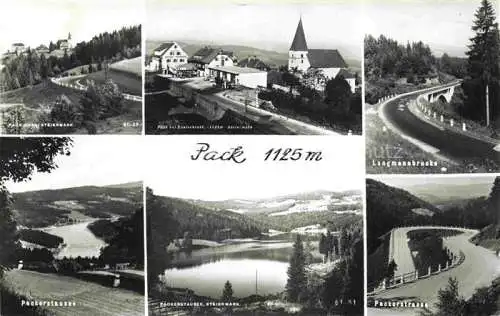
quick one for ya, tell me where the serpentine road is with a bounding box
[370,226,500,315]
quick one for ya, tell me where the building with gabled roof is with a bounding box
[188,46,236,77]
[288,17,355,92]
[148,41,189,74]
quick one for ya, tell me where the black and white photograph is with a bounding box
[0,136,145,315]
[145,137,364,315]
[145,0,362,135]
[365,0,500,174]
[0,0,142,135]
[367,174,500,315]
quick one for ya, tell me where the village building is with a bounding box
[36,44,50,55]
[10,43,26,55]
[288,18,355,92]
[56,33,73,51]
[188,47,236,77]
[208,65,267,89]
[148,41,189,74]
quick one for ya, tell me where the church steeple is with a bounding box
[290,17,308,51]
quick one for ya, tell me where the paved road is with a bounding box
[4,269,144,316]
[211,92,339,135]
[380,84,500,166]
[371,226,500,315]
[388,228,416,276]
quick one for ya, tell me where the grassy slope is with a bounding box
[4,270,144,316]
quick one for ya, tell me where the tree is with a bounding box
[0,189,20,278]
[488,176,500,225]
[463,0,500,125]
[435,277,466,316]
[221,280,234,301]
[325,76,352,117]
[2,105,26,134]
[40,95,83,134]
[385,259,397,280]
[286,234,307,302]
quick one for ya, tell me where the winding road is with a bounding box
[370,226,500,315]
[379,83,500,166]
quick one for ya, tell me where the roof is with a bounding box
[12,43,24,47]
[207,65,266,74]
[308,49,347,68]
[189,47,234,64]
[336,68,355,79]
[154,42,175,53]
[290,18,308,51]
[238,57,268,70]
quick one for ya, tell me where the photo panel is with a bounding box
[367,174,500,315]
[0,0,143,135]
[145,135,364,315]
[0,136,145,315]
[364,0,500,174]
[145,0,363,135]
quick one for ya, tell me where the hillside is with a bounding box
[155,196,266,240]
[147,40,361,69]
[366,178,441,254]
[12,182,143,228]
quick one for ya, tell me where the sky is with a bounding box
[0,0,143,54]
[364,0,500,57]
[370,174,496,197]
[145,135,365,201]
[146,1,364,58]
[6,136,144,193]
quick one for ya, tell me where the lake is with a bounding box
[41,221,107,259]
[163,240,321,298]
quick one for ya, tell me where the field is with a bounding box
[4,270,144,316]
[109,57,142,77]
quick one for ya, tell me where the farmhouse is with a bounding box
[11,43,26,55]
[189,47,236,77]
[288,18,355,92]
[148,41,189,74]
[57,33,72,50]
[36,45,49,55]
[208,65,267,89]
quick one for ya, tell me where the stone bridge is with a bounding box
[422,82,459,103]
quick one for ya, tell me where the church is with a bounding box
[288,18,355,92]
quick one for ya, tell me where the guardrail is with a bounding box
[50,76,143,102]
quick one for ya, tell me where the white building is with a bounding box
[208,65,267,89]
[10,43,26,55]
[288,18,355,92]
[189,47,236,77]
[148,41,189,74]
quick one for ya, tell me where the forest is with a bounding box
[1,25,141,91]
[18,229,63,249]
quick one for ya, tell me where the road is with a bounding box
[387,228,416,276]
[370,226,500,315]
[4,269,144,316]
[210,92,339,135]
[380,84,500,166]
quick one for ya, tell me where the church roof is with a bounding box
[336,68,355,79]
[290,18,308,51]
[308,49,348,68]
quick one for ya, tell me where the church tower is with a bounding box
[288,17,310,72]
[68,32,72,50]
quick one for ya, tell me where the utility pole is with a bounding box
[255,269,258,295]
[486,84,490,127]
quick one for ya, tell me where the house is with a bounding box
[36,44,49,55]
[11,43,26,55]
[208,65,267,89]
[288,18,355,92]
[148,41,189,74]
[188,46,236,77]
[237,56,270,71]
[57,33,72,50]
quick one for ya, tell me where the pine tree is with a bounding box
[0,189,20,278]
[488,176,500,225]
[463,0,500,125]
[286,234,307,302]
[221,280,233,301]
[435,277,466,316]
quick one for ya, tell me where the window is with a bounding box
[301,60,303,63]
[174,45,177,48]
[301,54,304,58]
[177,52,180,55]
[215,57,218,61]
[180,59,184,62]
[170,52,174,55]
[225,58,228,61]
[166,59,171,62]
[173,59,177,62]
